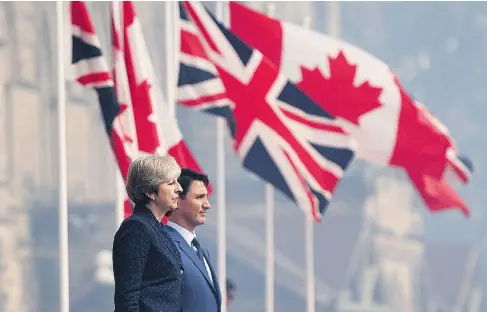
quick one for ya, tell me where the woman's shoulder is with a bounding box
[115,215,152,239]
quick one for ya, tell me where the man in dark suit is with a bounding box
[166,168,222,312]
[226,279,236,307]
[112,154,184,312]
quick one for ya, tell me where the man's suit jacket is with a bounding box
[112,204,184,312]
[167,226,222,312]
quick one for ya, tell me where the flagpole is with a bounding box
[327,1,341,39]
[173,2,180,105]
[264,5,276,312]
[302,13,316,312]
[115,175,125,226]
[165,1,176,117]
[57,1,69,311]
[112,1,125,228]
[265,180,275,312]
[216,2,227,311]
[305,214,315,312]
[305,4,342,312]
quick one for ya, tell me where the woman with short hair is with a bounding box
[112,154,184,312]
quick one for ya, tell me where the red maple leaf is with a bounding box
[115,103,135,144]
[296,51,383,125]
[132,80,161,154]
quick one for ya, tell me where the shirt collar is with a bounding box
[167,221,196,246]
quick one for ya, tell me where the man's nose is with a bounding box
[203,199,211,209]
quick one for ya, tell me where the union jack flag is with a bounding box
[178,2,356,221]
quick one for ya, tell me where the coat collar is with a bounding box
[133,204,181,261]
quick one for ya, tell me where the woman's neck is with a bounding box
[146,203,167,222]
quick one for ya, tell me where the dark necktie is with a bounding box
[191,237,205,262]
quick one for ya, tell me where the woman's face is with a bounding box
[154,176,183,212]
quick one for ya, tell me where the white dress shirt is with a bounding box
[167,221,214,284]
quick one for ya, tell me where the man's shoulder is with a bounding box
[166,225,183,242]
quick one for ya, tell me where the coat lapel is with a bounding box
[168,227,217,294]
[151,222,181,261]
[204,249,222,305]
[133,205,181,261]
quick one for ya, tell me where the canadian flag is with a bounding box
[229,3,473,215]
[69,1,133,219]
[112,1,209,222]
[111,7,138,219]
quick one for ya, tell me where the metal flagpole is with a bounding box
[327,1,341,39]
[303,13,315,312]
[112,1,125,228]
[215,2,228,311]
[115,172,125,226]
[305,213,315,312]
[57,1,69,311]
[165,1,176,118]
[264,5,276,312]
[173,2,181,109]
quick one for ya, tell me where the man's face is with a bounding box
[178,180,210,229]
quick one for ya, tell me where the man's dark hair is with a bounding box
[178,168,209,199]
[226,278,236,291]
